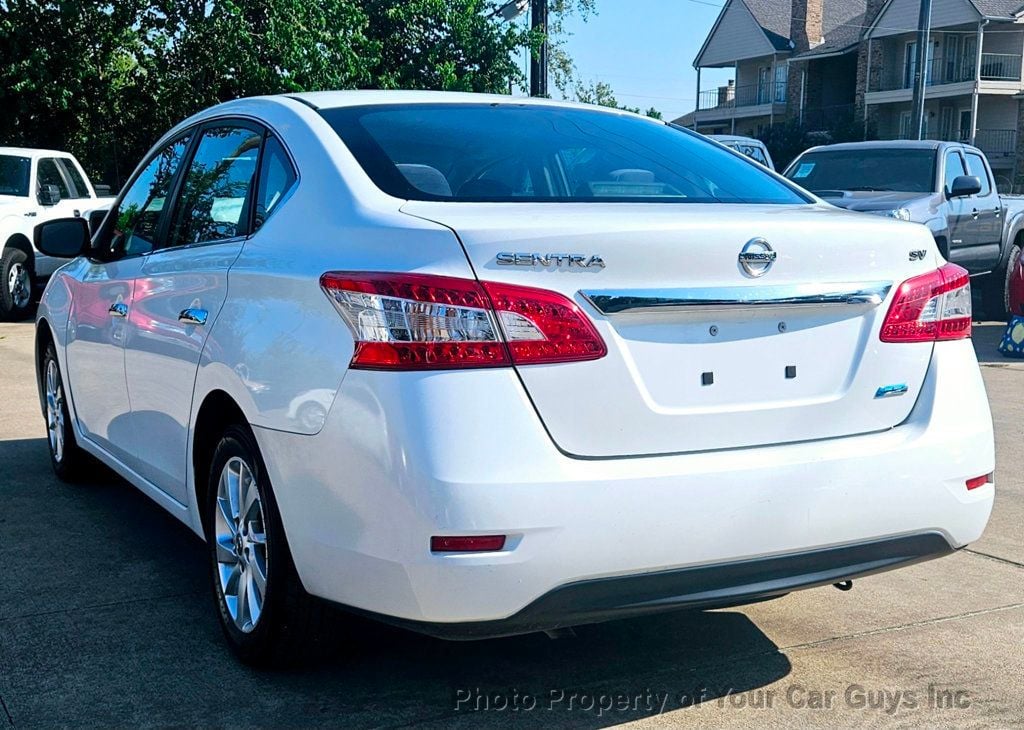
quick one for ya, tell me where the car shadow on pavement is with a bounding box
[973,321,1016,364]
[0,436,792,728]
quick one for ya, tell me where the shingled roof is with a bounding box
[969,0,1024,18]
[740,0,867,55]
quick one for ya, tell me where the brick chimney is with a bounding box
[855,0,890,119]
[790,0,823,53]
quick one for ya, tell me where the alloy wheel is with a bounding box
[8,262,30,309]
[45,359,64,463]
[214,456,269,633]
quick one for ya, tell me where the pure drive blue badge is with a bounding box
[875,384,909,399]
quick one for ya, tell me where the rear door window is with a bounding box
[166,125,262,247]
[965,153,992,196]
[58,159,91,199]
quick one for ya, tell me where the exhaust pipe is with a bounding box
[833,580,853,592]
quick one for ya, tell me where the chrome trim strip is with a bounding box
[580,282,893,315]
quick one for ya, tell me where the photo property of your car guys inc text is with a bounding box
[0,0,1021,728]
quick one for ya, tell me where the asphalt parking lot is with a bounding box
[1,319,1022,728]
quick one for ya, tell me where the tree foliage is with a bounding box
[0,0,611,187]
[572,80,661,118]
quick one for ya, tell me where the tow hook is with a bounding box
[833,580,853,592]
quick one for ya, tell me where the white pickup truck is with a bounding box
[0,148,114,319]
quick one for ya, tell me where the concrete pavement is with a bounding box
[0,319,1021,728]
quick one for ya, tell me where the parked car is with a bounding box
[708,134,775,170]
[784,140,1024,317]
[33,92,994,666]
[0,148,114,319]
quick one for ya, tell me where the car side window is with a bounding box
[37,158,70,201]
[253,135,297,231]
[58,159,90,199]
[107,135,192,258]
[166,125,262,247]
[965,153,992,196]
[943,151,967,193]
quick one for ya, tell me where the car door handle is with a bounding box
[178,307,208,326]
[972,209,980,220]
[995,208,1002,218]
[108,302,128,318]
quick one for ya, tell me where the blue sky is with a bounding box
[552,0,737,121]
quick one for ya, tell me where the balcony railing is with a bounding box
[697,80,788,112]
[973,129,1018,157]
[877,52,1022,91]
[900,128,1017,157]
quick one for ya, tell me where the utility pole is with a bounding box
[910,0,933,139]
[530,0,548,97]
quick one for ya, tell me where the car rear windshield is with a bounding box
[0,155,31,197]
[319,104,808,204]
[786,149,937,194]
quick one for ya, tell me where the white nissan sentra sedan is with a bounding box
[32,91,994,665]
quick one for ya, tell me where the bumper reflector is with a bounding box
[966,474,993,491]
[430,535,507,553]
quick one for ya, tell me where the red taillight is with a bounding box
[482,281,607,365]
[430,535,506,553]
[320,272,606,370]
[966,474,992,490]
[880,263,972,343]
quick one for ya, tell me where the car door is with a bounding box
[943,148,977,265]
[122,121,265,501]
[63,135,192,464]
[964,150,1003,271]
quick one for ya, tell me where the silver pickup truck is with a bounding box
[784,140,1024,317]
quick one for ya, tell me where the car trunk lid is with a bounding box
[403,201,935,457]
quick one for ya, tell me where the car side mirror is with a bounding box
[37,184,61,206]
[34,217,90,258]
[949,175,982,199]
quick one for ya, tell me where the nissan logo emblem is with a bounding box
[738,239,777,277]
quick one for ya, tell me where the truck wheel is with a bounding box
[0,247,33,321]
[980,244,1021,321]
[1003,244,1023,318]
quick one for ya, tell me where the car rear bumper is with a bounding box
[352,532,955,639]
[253,339,994,631]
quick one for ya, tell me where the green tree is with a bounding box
[573,80,662,118]
[0,0,629,187]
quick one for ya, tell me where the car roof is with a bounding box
[285,89,652,117]
[707,135,765,146]
[803,139,980,153]
[0,147,74,159]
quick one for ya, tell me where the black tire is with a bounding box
[40,342,90,481]
[1,247,33,321]
[205,424,326,666]
[978,245,1020,322]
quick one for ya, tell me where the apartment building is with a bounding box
[688,0,1024,189]
[690,0,868,139]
